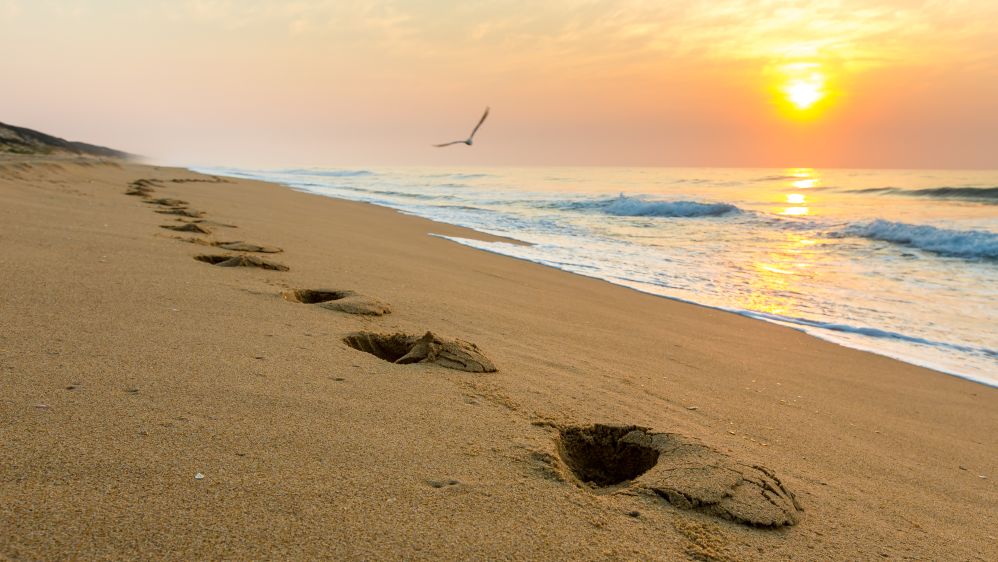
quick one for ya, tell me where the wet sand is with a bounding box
[1,156,995,560]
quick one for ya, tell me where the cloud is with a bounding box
[0,0,19,18]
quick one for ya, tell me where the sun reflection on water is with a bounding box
[778,169,820,216]
[740,170,832,315]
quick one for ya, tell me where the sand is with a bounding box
[1,155,995,560]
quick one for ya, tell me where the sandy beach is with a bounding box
[1,156,995,560]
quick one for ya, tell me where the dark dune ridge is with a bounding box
[0,122,132,159]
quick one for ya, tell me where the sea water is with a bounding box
[197,165,998,386]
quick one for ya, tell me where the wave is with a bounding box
[741,311,997,358]
[563,195,741,218]
[365,189,448,200]
[752,174,802,182]
[424,172,493,180]
[836,219,998,260]
[275,168,374,178]
[673,178,713,184]
[849,186,998,203]
[307,169,374,178]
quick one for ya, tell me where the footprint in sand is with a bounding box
[343,331,496,373]
[189,219,237,228]
[194,254,289,271]
[175,237,283,253]
[282,289,391,316]
[125,179,161,197]
[143,197,189,208]
[162,223,213,234]
[161,219,239,235]
[168,176,231,184]
[155,208,205,218]
[545,423,802,528]
[214,241,282,253]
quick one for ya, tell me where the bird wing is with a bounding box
[468,106,490,140]
[433,140,465,147]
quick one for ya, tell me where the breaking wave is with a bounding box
[837,220,998,260]
[563,195,741,218]
[850,186,998,203]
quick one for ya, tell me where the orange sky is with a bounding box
[2,1,997,168]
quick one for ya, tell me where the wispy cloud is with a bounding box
[0,0,18,18]
[3,0,996,167]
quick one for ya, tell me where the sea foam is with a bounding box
[839,219,998,260]
[850,186,998,203]
[567,195,741,218]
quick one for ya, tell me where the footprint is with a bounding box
[551,424,802,528]
[143,198,189,207]
[215,241,282,253]
[343,331,496,373]
[173,238,281,253]
[194,254,289,271]
[168,176,231,184]
[155,208,205,218]
[282,289,390,316]
[162,223,213,234]
[125,179,161,197]
[190,219,237,229]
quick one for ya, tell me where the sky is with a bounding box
[2,0,997,169]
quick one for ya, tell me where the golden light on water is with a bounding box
[779,169,817,215]
[742,232,822,317]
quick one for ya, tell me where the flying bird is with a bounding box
[434,107,490,147]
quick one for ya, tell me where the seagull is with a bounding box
[434,107,490,147]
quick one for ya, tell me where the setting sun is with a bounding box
[775,63,828,113]
[785,80,824,109]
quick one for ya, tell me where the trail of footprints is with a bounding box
[124,176,804,529]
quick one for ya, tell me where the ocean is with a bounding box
[197,165,998,387]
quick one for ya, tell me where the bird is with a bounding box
[433,107,490,147]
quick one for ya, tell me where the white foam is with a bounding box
[839,219,998,260]
[567,195,741,217]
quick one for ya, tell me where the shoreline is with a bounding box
[2,156,995,560]
[435,233,998,388]
[202,166,997,388]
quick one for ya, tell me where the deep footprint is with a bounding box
[215,241,282,253]
[155,208,206,218]
[282,289,390,316]
[191,219,237,228]
[343,331,496,372]
[194,254,289,271]
[162,223,213,234]
[143,198,189,207]
[554,424,802,528]
[168,176,231,184]
[125,179,161,196]
[178,238,282,253]
[559,425,660,486]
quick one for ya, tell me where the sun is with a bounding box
[785,80,824,110]
[773,62,828,114]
